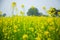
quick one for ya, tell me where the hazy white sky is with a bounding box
[0,0,60,16]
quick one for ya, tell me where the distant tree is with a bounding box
[27,6,41,16]
[2,13,6,17]
[38,12,43,16]
[42,15,49,17]
[0,12,6,17]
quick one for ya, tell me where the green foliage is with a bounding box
[27,7,42,16]
[0,13,6,17]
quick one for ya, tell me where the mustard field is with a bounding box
[0,16,60,40]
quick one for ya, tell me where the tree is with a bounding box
[2,13,6,17]
[0,11,6,17]
[27,6,41,16]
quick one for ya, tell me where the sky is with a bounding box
[0,0,60,16]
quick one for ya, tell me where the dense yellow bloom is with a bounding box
[47,18,53,23]
[29,27,34,32]
[56,18,60,26]
[13,25,18,33]
[35,37,41,40]
[22,34,28,39]
[49,26,55,31]
[0,16,60,40]
[44,31,49,36]
[14,29,17,33]
[14,25,18,29]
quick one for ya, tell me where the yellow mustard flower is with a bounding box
[20,11,24,16]
[42,6,46,10]
[47,18,53,23]
[29,27,34,32]
[44,31,49,36]
[35,37,41,40]
[22,34,28,39]
[31,6,35,9]
[20,11,24,14]
[14,25,18,29]
[14,29,17,33]
[49,26,55,31]
[21,4,24,8]
[11,2,16,8]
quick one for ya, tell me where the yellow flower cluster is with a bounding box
[11,2,16,8]
[21,4,24,8]
[47,7,56,16]
[23,34,28,40]
[0,16,60,40]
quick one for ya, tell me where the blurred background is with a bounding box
[0,0,60,16]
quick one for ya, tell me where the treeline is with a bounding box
[0,11,6,17]
[0,2,60,17]
[27,6,60,17]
